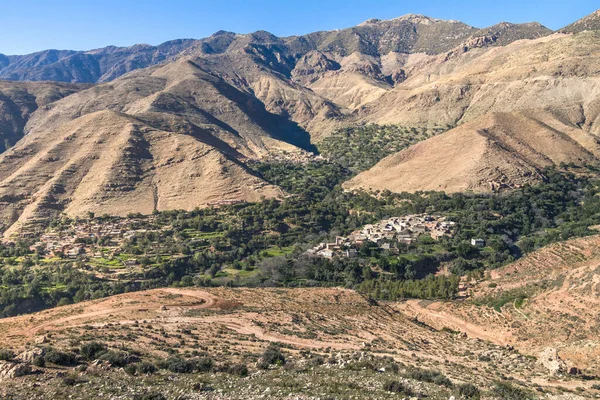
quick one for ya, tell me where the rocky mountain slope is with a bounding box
[0,81,86,152]
[0,11,599,233]
[1,287,596,398]
[560,9,600,33]
[0,14,552,84]
[344,111,600,193]
[0,39,196,83]
[346,28,600,194]
[0,57,319,236]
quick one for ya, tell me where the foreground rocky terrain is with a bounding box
[401,234,600,380]
[0,285,598,399]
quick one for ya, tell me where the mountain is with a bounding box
[559,9,600,33]
[0,16,552,85]
[0,40,196,83]
[0,80,87,152]
[346,30,600,194]
[0,14,588,234]
[344,111,600,193]
[0,55,325,236]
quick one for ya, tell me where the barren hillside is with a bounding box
[1,287,596,398]
[344,111,600,193]
[398,234,600,377]
[0,58,308,236]
[0,80,86,153]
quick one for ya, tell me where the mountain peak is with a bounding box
[559,9,600,33]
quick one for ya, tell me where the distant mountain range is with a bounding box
[0,15,553,84]
[0,10,599,236]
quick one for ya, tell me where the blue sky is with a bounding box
[0,0,597,55]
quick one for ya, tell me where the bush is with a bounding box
[98,351,132,367]
[228,364,249,377]
[62,374,84,386]
[137,361,158,374]
[405,368,453,388]
[80,342,107,361]
[257,344,286,369]
[133,393,166,400]
[455,383,480,399]
[44,348,77,366]
[33,356,46,367]
[125,361,157,376]
[0,349,15,361]
[383,380,413,395]
[161,357,197,373]
[124,364,137,375]
[492,382,534,400]
[195,357,214,373]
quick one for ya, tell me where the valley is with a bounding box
[1,6,600,399]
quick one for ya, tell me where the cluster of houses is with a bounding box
[29,217,161,263]
[308,214,456,259]
[265,149,327,164]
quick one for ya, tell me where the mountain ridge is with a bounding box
[0,14,555,84]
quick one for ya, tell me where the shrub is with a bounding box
[257,344,286,369]
[0,349,15,361]
[80,342,107,360]
[228,364,249,377]
[137,361,158,374]
[98,351,131,367]
[62,374,84,386]
[383,380,413,395]
[33,356,46,367]
[405,368,453,387]
[455,383,481,399]
[124,361,157,376]
[44,348,77,366]
[492,382,534,400]
[195,357,214,373]
[308,356,325,367]
[133,393,166,400]
[124,364,137,375]
[162,357,197,373]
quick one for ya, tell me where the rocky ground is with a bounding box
[0,287,597,399]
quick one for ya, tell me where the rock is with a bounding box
[89,360,112,371]
[15,348,45,363]
[34,335,48,344]
[537,348,567,375]
[0,361,33,379]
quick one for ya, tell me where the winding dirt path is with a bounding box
[23,288,219,337]
[398,300,512,346]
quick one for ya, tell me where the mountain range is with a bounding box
[1,10,600,235]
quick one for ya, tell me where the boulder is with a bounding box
[15,348,45,363]
[34,335,48,344]
[0,361,33,379]
[537,348,567,375]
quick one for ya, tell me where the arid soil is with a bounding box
[1,286,598,397]
[397,235,600,379]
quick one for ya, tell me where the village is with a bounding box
[27,216,166,266]
[264,148,327,164]
[308,214,456,259]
